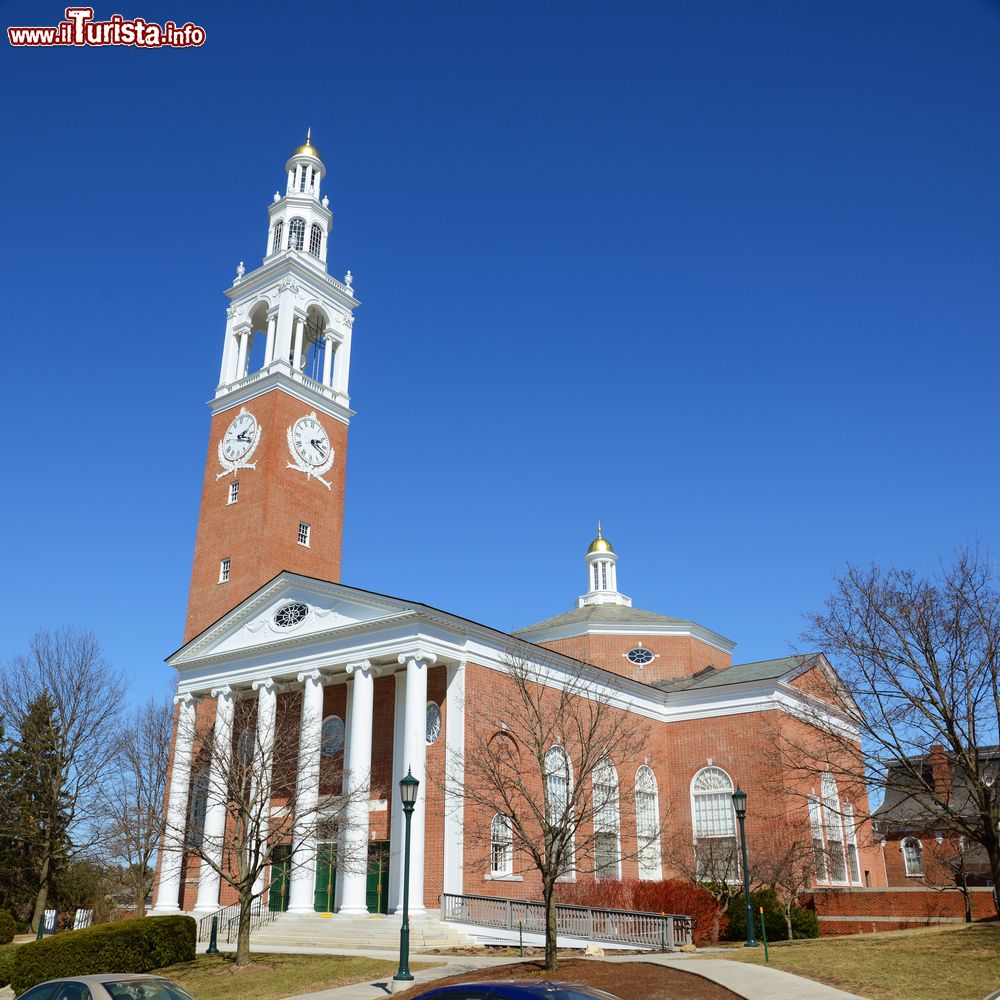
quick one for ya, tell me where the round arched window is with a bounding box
[274,602,308,628]
[321,715,345,757]
[627,646,654,666]
[426,702,442,745]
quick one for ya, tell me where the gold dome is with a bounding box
[587,524,615,555]
[292,128,321,160]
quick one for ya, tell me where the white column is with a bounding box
[333,324,353,394]
[443,662,466,896]
[395,651,435,915]
[195,686,235,911]
[388,673,405,912]
[287,669,325,913]
[236,331,250,379]
[322,334,335,387]
[250,678,278,896]
[292,318,305,371]
[153,693,200,912]
[263,314,278,366]
[339,661,376,914]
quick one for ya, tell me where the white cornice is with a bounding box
[166,573,854,739]
[520,619,736,654]
[209,361,355,424]
[227,250,360,309]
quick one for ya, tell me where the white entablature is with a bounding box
[215,131,360,412]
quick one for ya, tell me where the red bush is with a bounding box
[552,878,727,945]
[632,879,728,946]
[554,879,635,911]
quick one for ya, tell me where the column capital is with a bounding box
[397,650,437,667]
[210,685,235,701]
[251,677,278,694]
[173,691,203,708]
[346,659,387,677]
[297,668,325,685]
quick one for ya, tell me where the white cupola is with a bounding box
[264,128,333,267]
[578,524,632,608]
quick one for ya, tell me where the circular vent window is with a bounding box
[626,646,654,666]
[274,602,309,628]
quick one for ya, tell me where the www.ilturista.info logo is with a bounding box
[8,7,206,47]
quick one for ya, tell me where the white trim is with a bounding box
[519,619,736,653]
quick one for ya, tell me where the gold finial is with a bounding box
[587,522,614,555]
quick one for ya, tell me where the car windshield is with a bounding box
[101,981,197,1000]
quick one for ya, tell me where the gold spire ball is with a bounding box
[587,521,615,555]
[293,127,321,159]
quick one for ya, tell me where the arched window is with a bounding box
[902,837,924,876]
[309,224,322,258]
[543,745,574,875]
[271,220,284,255]
[491,813,513,876]
[635,765,662,880]
[690,766,739,883]
[807,773,856,885]
[593,758,621,881]
[288,217,305,251]
[821,773,848,883]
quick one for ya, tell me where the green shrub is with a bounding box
[11,916,195,994]
[726,888,818,941]
[0,912,15,945]
[0,944,17,988]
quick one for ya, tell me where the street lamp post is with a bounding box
[731,787,758,948]
[393,768,420,988]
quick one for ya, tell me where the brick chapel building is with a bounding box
[151,136,887,927]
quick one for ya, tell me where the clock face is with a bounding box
[222,411,258,462]
[291,415,331,467]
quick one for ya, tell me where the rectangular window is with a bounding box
[228,481,239,504]
[219,558,231,583]
[298,522,311,546]
[595,832,619,881]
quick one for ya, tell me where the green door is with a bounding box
[366,842,390,915]
[268,844,291,912]
[314,842,337,912]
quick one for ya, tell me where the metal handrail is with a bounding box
[196,891,277,944]
[439,891,693,950]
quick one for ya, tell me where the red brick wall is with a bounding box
[184,389,349,642]
[804,887,998,935]
[537,632,731,683]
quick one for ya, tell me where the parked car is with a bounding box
[412,984,623,1000]
[15,976,198,1000]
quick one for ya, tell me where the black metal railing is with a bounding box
[196,892,278,945]
[439,891,693,950]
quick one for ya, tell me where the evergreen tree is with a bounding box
[4,694,72,930]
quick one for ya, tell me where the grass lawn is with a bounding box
[152,953,405,1000]
[709,922,1000,1000]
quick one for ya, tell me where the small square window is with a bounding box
[219,558,231,583]
[228,481,239,505]
[298,522,311,547]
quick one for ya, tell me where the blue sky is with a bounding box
[1,1,998,705]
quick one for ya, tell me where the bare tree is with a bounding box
[450,651,650,972]
[166,688,370,965]
[793,544,1000,913]
[747,822,821,940]
[0,627,126,931]
[106,697,173,916]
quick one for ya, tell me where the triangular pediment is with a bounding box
[168,573,419,667]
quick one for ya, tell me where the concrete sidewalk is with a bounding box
[287,951,871,1000]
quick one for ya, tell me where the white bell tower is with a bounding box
[215,130,359,414]
[578,524,632,608]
